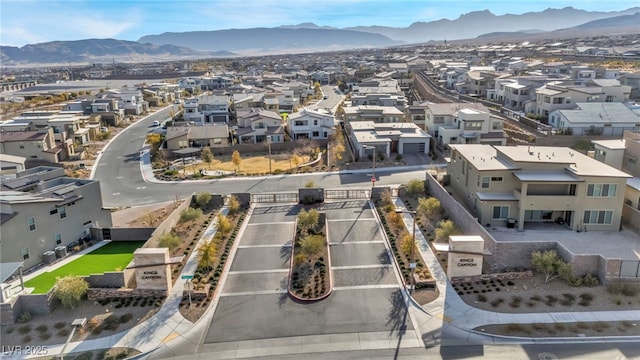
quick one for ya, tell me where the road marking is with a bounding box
[329,241,384,245]
[136,186,146,190]
[162,332,179,344]
[112,192,120,196]
[116,176,123,179]
[228,269,289,275]
[237,244,291,249]
[220,289,288,297]
[332,265,392,270]
[246,222,295,226]
[332,284,400,291]
[327,218,376,222]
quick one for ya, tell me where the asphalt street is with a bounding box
[202,200,417,350]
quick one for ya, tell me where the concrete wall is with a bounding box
[87,288,167,300]
[371,187,391,201]
[84,271,126,288]
[144,197,192,248]
[232,193,251,207]
[299,188,324,204]
[108,228,155,241]
[622,205,640,233]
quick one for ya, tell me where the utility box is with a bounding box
[54,246,67,259]
[43,251,56,264]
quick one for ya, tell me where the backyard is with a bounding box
[24,241,146,294]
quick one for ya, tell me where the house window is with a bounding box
[59,206,67,219]
[491,122,502,130]
[19,145,25,149]
[28,216,36,232]
[255,122,265,129]
[312,131,320,137]
[294,120,307,126]
[605,95,614,102]
[481,176,490,189]
[49,209,58,215]
[313,120,318,126]
[55,233,62,245]
[21,248,30,260]
[491,177,503,182]
[492,206,509,219]
[583,210,613,224]
[586,184,616,197]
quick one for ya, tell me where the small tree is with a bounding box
[531,250,571,284]
[435,219,459,242]
[201,146,213,169]
[297,208,319,235]
[158,232,181,251]
[197,239,218,271]
[195,192,212,209]
[217,214,232,237]
[300,234,324,256]
[54,276,88,309]
[417,197,440,222]
[380,188,393,212]
[228,195,240,214]
[401,233,414,257]
[231,150,242,173]
[406,179,425,196]
[146,133,162,146]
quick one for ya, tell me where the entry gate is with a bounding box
[251,192,298,203]
[324,189,371,200]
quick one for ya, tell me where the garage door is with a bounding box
[403,142,425,154]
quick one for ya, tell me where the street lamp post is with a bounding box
[363,145,376,187]
[59,318,86,360]
[396,209,417,293]
[267,136,272,174]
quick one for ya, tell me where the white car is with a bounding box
[152,121,160,127]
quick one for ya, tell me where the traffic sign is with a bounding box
[181,275,194,279]
[371,177,376,183]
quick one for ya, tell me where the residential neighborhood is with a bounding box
[1,4,640,359]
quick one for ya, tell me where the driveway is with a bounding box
[203,200,419,351]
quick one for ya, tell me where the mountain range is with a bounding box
[1,7,639,66]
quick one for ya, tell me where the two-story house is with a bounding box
[236,109,285,144]
[0,129,65,163]
[183,96,231,125]
[448,144,630,231]
[0,166,112,270]
[287,108,336,140]
[343,105,405,124]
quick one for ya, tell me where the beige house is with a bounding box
[165,125,230,152]
[0,129,67,163]
[236,109,285,144]
[448,144,630,231]
[0,167,112,270]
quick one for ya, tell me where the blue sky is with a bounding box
[0,0,637,47]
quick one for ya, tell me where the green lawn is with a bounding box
[24,241,146,294]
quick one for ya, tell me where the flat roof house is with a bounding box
[448,144,630,231]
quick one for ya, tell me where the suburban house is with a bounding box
[0,166,112,270]
[350,93,408,109]
[164,125,230,152]
[528,79,632,118]
[343,105,405,124]
[548,102,640,136]
[352,78,403,96]
[0,154,26,177]
[236,109,285,144]
[592,131,640,232]
[286,108,336,140]
[410,102,505,148]
[183,96,231,124]
[106,89,147,115]
[232,93,266,113]
[0,129,70,163]
[348,121,431,159]
[448,144,630,231]
[454,70,498,97]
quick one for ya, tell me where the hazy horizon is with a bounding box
[1,0,638,47]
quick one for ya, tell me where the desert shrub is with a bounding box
[180,207,202,222]
[119,313,133,323]
[490,298,504,307]
[158,232,181,252]
[17,311,31,323]
[400,233,414,257]
[299,234,325,257]
[531,249,571,284]
[476,294,487,302]
[18,325,31,334]
[35,325,48,333]
[54,276,89,309]
[509,296,522,308]
[297,208,319,235]
[582,273,600,287]
[405,179,425,196]
[57,328,70,337]
[228,195,240,214]
[195,192,212,208]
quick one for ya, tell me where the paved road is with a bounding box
[92,106,431,208]
[200,200,421,356]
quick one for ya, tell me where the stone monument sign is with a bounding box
[447,235,484,278]
[133,248,172,291]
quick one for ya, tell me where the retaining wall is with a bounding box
[87,288,167,300]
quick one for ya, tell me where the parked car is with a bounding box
[152,120,160,127]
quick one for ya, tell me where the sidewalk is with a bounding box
[393,197,640,346]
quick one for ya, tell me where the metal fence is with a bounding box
[620,260,640,278]
[324,189,370,200]
[251,193,298,203]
